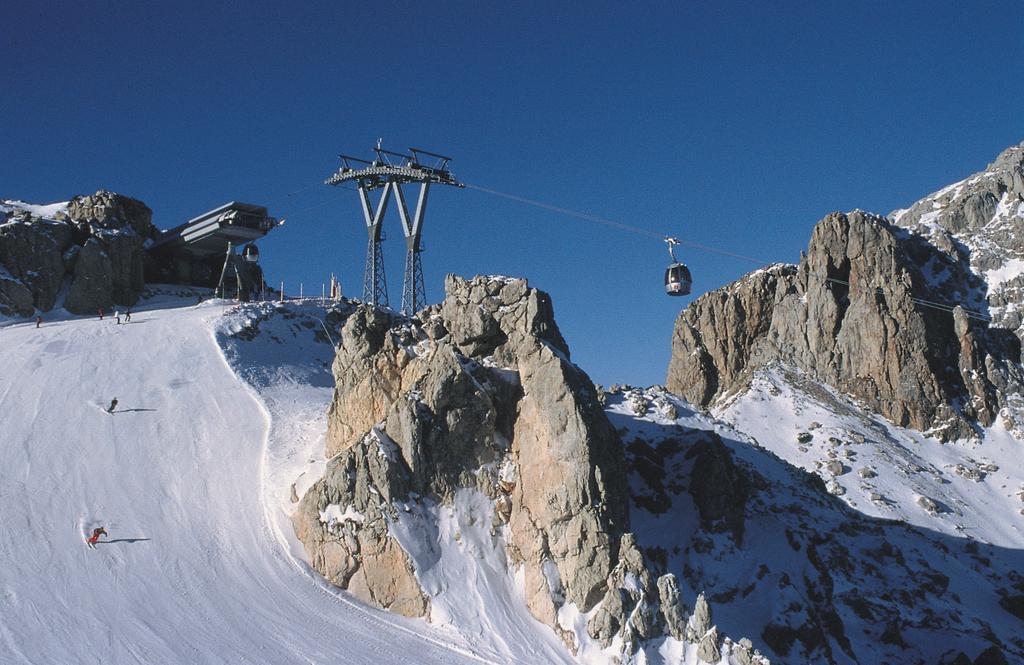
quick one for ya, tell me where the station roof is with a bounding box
[149,202,279,256]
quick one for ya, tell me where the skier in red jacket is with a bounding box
[87,527,107,549]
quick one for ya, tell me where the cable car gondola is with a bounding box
[664,237,691,296]
[242,243,260,263]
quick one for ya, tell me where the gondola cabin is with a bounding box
[242,244,260,263]
[665,262,692,296]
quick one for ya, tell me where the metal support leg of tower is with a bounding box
[216,241,234,299]
[394,181,430,316]
[363,230,388,308]
[358,185,392,309]
[401,249,426,316]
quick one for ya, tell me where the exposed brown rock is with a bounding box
[292,429,428,617]
[298,276,646,646]
[668,209,1022,440]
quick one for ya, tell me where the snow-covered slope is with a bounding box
[0,293,494,664]
[716,366,1024,547]
[606,386,1024,664]
[0,199,69,221]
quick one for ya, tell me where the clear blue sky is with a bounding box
[3,1,1022,386]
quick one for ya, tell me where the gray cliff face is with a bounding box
[294,275,737,654]
[0,210,74,313]
[63,191,153,313]
[0,269,34,317]
[893,141,1024,238]
[64,238,115,315]
[668,175,1024,440]
[0,190,154,316]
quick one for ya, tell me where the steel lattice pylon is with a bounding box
[326,143,463,313]
[363,233,389,308]
[401,248,426,316]
[354,182,391,308]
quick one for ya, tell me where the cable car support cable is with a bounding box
[463,183,992,322]
[256,176,992,323]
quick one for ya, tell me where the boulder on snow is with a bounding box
[916,495,940,514]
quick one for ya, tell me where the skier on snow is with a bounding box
[107,398,118,413]
[87,527,107,549]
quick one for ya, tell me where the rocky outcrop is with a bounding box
[64,239,115,314]
[63,191,152,313]
[612,385,1022,664]
[0,209,74,311]
[658,573,687,640]
[65,190,155,238]
[0,191,154,315]
[290,428,428,617]
[295,275,727,655]
[893,141,1024,240]
[688,433,748,544]
[0,268,34,317]
[668,208,1023,440]
[667,265,790,408]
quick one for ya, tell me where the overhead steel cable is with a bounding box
[464,182,993,323]
[264,181,358,223]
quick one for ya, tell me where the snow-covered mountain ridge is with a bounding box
[661,141,1024,663]
[2,278,1018,663]
[891,141,1024,338]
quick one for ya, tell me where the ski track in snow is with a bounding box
[0,295,497,664]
